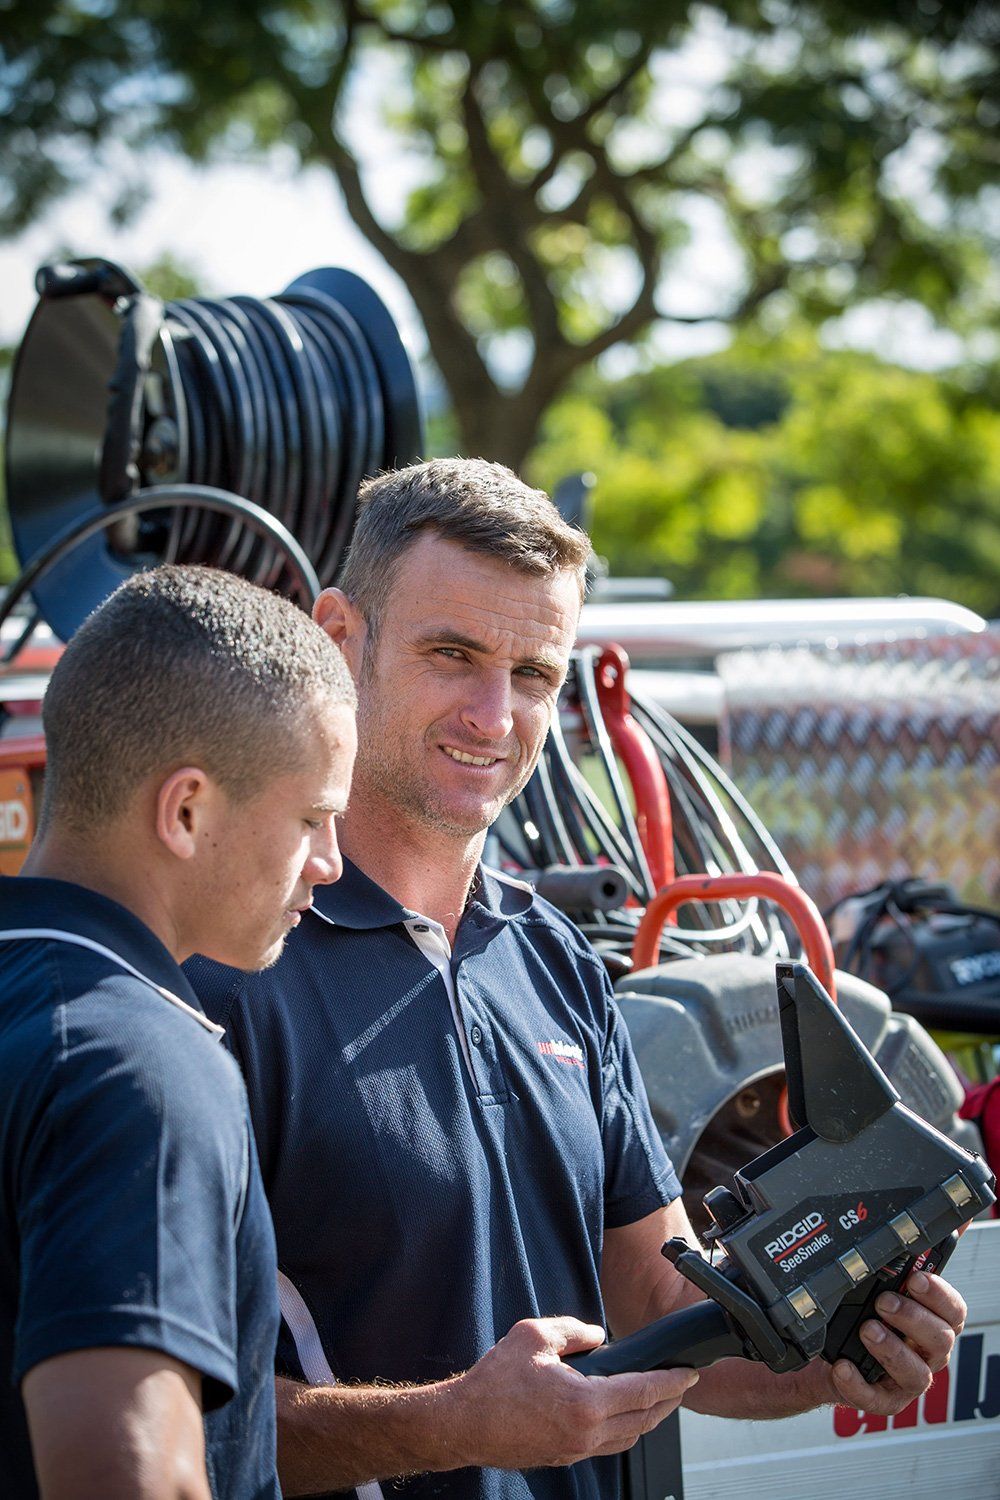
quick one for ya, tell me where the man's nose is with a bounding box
[306,825,343,887]
[461,672,514,742]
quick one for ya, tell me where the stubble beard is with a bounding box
[355,693,533,840]
[251,931,288,972]
[355,642,546,838]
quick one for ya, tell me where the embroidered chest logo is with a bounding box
[538,1038,584,1069]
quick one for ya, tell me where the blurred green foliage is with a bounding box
[530,333,1000,614]
[1,0,997,467]
[135,253,204,304]
[2,5,998,603]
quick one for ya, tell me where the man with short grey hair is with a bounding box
[188,462,966,1500]
[1,565,357,1500]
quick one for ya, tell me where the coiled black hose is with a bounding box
[5,257,422,642]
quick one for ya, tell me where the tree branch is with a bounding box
[577,44,653,127]
[460,70,565,352]
[238,4,503,431]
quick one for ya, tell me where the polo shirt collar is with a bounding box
[0,875,205,1012]
[311,858,408,930]
[469,865,534,923]
[310,857,535,933]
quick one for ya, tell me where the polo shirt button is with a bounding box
[470,1025,483,1047]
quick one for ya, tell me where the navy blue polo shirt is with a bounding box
[186,859,680,1500]
[0,876,280,1500]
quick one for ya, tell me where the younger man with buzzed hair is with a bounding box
[189,460,965,1500]
[0,565,357,1500]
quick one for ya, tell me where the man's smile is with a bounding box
[441,745,507,767]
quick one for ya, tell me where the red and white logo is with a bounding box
[838,1201,868,1231]
[765,1213,828,1261]
[538,1038,584,1069]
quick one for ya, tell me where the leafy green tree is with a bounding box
[1,0,998,467]
[530,337,1000,614]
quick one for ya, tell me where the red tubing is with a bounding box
[595,644,675,900]
[632,871,837,1000]
[632,872,837,1138]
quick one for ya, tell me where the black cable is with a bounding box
[531,751,579,867]
[630,695,790,956]
[634,697,795,881]
[579,922,699,960]
[543,748,598,865]
[877,899,924,994]
[617,723,776,950]
[0,488,320,648]
[494,651,797,965]
[545,712,648,901]
[912,900,1000,929]
[520,773,571,868]
[839,890,892,979]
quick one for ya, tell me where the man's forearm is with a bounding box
[682,1353,835,1421]
[276,1374,466,1495]
[277,1316,701,1495]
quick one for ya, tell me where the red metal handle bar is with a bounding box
[631,872,837,1002]
[595,644,675,900]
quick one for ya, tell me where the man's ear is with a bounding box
[154,767,213,861]
[313,588,367,678]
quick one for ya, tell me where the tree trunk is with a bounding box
[448,387,546,473]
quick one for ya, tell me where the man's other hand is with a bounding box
[827,1268,967,1416]
[443,1316,698,1470]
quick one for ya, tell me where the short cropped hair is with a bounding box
[40,565,356,833]
[339,458,590,638]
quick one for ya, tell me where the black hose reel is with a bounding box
[5,256,423,641]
